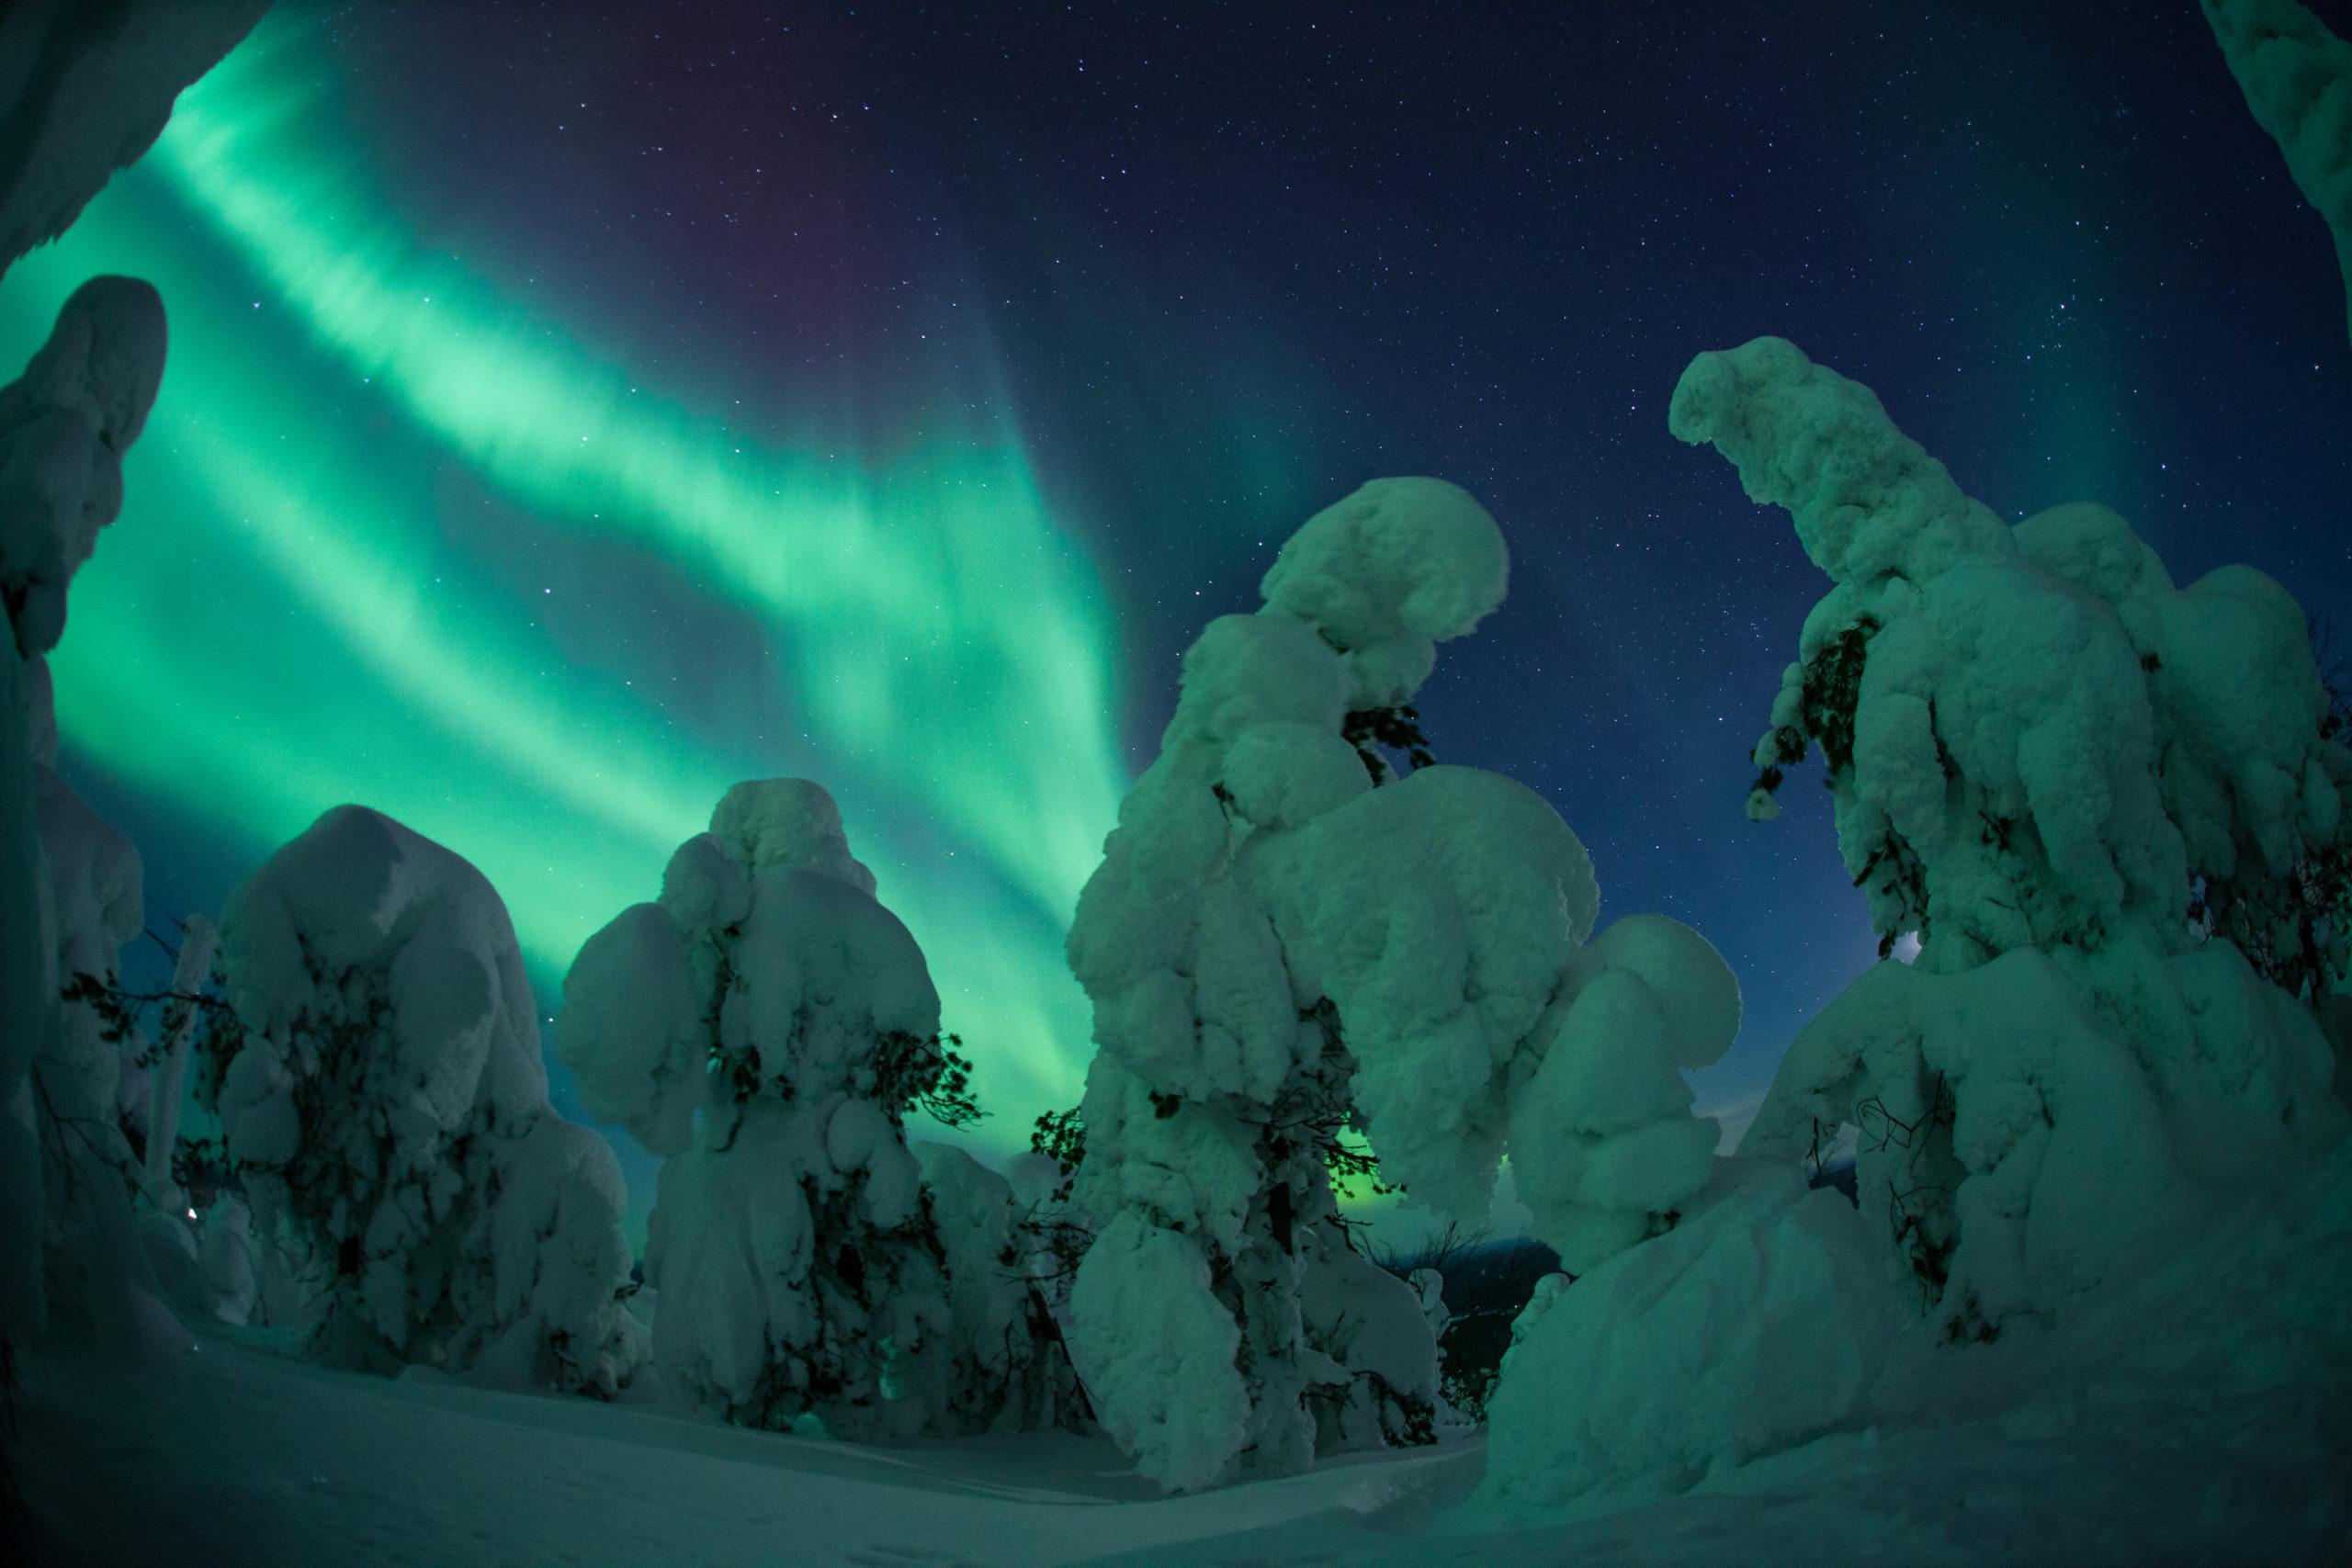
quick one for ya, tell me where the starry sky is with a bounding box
[6,0,2348,1235]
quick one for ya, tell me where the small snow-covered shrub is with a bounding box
[560,779,994,1439]
[203,807,641,1393]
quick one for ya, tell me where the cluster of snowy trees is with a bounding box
[3,288,1087,1424]
[0,283,634,1397]
[0,270,651,1390]
[9,266,2348,1506]
[6,0,2348,1508]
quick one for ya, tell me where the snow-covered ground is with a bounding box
[18,1290,2346,1567]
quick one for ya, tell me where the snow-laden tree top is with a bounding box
[1666,334,2010,591]
[0,276,165,657]
[1671,335,2346,975]
[1258,476,1510,707]
[219,803,550,1130]
[0,0,266,276]
[562,776,935,1160]
[2203,0,2352,346]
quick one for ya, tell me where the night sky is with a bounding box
[6,1,2347,1235]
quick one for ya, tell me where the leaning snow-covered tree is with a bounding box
[1062,478,1747,1491]
[0,276,165,1343]
[0,0,267,1355]
[201,806,643,1394]
[1674,335,2352,1341]
[558,779,1042,1438]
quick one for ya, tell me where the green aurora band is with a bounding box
[0,17,1130,1197]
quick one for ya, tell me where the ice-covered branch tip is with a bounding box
[1667,336,2008,589]
[0,276,166,656]
[2203,0,2352,346]
[1260,477,1510,705]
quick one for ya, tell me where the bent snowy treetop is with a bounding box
[1672,335,2349,1340]
[0,276,165,657]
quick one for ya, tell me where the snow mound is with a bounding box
[1482,1161,1891,1505]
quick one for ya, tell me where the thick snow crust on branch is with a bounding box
[210,807,641,1393]
[562,779,1051,1439]
[0,276,164,659]
[1064,479,1743,1491]
[0,0,266,276]
[2202,0,2352,344]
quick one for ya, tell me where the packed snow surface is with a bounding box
[17,1287,2346,1566]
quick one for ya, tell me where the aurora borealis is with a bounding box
[1,12,1131,1213]
[7,2,2349,1238]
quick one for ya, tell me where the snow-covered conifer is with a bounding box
[0,276,167,1343]
[203,806,642,1393]
[1671,336,2351,1338]
[1063,479,1745,1490]
[558,779,980,1438]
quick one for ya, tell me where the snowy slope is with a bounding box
[19,1292,2346,1567]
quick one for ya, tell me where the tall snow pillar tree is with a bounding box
[1061,479,1747,1492]
[0,277,165,1344]
[1672,335,2351,1340]
[559,779,1000,1440]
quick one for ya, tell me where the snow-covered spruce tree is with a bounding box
[1062,479,1746,1491]
[1673,336,2350,1342]
[201,806,643,1393]
[558,779,1040,1439]
[0,277,166,1343]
